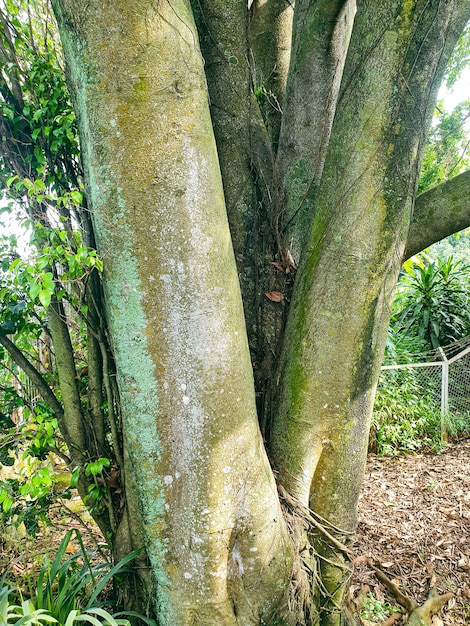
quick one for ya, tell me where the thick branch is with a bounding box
[0,333,64,417]
[47,300,86,453]
[276,0,356,262]
[404,169,470,260]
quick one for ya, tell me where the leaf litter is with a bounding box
[351,438,470,624]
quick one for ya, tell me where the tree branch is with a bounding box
[47,299,86,453]
[404,169,470,260]
[0,333,64,418]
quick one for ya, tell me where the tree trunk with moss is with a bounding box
[51,1,470,624]
[51,2,292,624]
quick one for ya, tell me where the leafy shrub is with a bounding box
[373,369,470,455]
[373,371,443,455]
[2,530,156,626]
[392,255,470,350]
[0,584,131,625]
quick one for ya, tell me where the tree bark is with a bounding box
[192,0,275,369]
[191,0,289,420]
[52,1,292,623]
[270,2,470,624]
[405,169,470,259]
[276,0,356,263]
[250,0,294,148]
[46,300,86,460]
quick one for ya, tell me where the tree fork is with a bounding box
[270,2,470,624]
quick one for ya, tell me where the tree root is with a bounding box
[278,485,354,557]
[366,559,453,625]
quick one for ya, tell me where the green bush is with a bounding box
[391,255,470,350]
[0,584,132,625]
[373,369,470,455]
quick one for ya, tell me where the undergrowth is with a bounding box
[372,370,470,455]
[1,530,156,626]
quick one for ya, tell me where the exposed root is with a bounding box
[276,484,356,625]
[367,558,453,626]
[278,495,317,625]
[278,485,354,558]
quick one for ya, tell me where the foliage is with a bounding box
[383,323,429,366]
[444,22,470,89]
[359,592,402,623]
[0,584,57,625]
[0,356,60,534]
[428,227,470,264]
[418,100,470,195]
[0,0,121,544]
[0,0,81,201]
[1,530,156,626]
[373,366,470,455]
[390,255,470,350]
[0,584,132,625]
[376,254,470,454]
[417,23,470,195]
[373,369,444,455]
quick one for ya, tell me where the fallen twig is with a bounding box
[366,558,416,613]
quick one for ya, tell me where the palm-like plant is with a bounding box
[392,255,470,349]
[2,531,156,626]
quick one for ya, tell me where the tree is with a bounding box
[2,1,470,625]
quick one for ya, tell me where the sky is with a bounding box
[438,67,470,111]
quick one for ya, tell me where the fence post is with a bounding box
[438,347,449,440]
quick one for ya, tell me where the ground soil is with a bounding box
[351,438,470,625]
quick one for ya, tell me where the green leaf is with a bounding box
[29,281,41,301]
[2,495,13,512]
[38,290,52,308]
[70,191,82,206]
[70,467,80,488]
[42,273,55,292]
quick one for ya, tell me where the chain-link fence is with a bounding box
[379,336,470,416]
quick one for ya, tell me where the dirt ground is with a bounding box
[351,438,470,625]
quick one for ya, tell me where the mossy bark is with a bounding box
[405,169,470,259]
[270,2,470,624]
[52,1,292,624]
[276,0,356,263]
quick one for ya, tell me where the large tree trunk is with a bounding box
[270,2,470,624]
[50,0,470,625]
[52,1,292,624]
